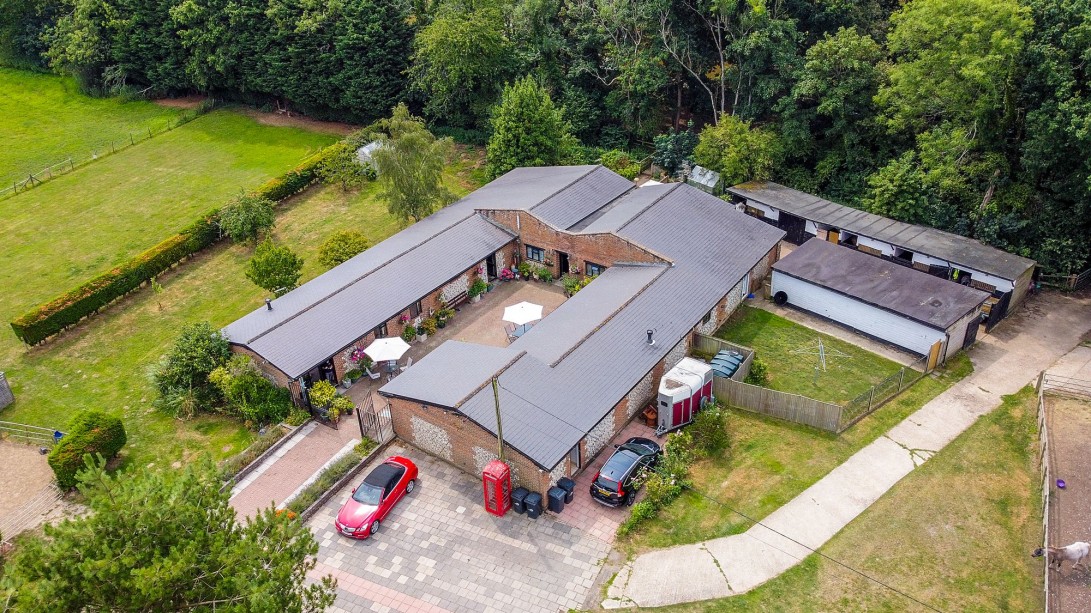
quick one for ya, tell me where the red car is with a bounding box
[334,456,417,539]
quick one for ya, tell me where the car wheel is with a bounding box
[625,491,636,506]
[370,519,380,535]
[406,479,416,494]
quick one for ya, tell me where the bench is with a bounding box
[446,291,469,308]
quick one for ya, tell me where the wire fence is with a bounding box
[0,101,215,201]
[839,355,930,431]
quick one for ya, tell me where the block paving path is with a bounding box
[307,445,613,613]
[605,291,1091,609]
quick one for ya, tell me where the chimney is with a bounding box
[265,298,273,311]
[646,329,655,346]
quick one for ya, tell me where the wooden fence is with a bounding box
[1035,372,1055,613]
[1040,268,1091,292]
[712,376,843,432]
[692,333,753,381]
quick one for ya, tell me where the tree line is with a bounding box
[2,0,1089,272]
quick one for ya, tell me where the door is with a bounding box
[672,401,683,427]
[486,253,498,279]
[926,340,943,372]
[827,229,840,244]
[963,316,980,348]
[558,252,570,276]
[682,396,692,424]
[779,213,808,244]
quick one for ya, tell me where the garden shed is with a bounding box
[771,239,989,366]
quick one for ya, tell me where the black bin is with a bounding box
[511,487,530,514]
[557,477,575,503]
[547,487,566,513]
[524,492,543,519]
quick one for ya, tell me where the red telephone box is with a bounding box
[482,460,512,517]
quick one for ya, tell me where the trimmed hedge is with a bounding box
[10,144,338,346]
[48,411,127,489]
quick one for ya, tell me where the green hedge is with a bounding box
[10,145,338,346]
[48,411,127,489]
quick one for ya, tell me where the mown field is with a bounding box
[652,386,1043,612]
[0,68,183,184]
[0,145,485,469]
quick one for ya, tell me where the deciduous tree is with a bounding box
[219,192,276,244]
[245,238,304,296]
[318,230,369,268]
[693,114,781,185]
[486,77,580,179]
[370,104,456,223]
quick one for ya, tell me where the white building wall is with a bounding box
[945,310,980,362]
[771,272,946,355]
[746,201,780,221]
[856,236,895,257]
[909,252,1013,292]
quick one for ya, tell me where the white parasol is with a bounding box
[503,301,544,326]
[363,337,411,362]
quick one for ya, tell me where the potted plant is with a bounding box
[415,324,428,342]
[517,261,532,279]
[468,278,488,303]
[344,368,362,388]
[421,317,438,338]
[499,268,515,282]
[401,325,417,343]
[538,269,553,284]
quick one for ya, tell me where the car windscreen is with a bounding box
[351,483,383,505]
[597,450,639,486]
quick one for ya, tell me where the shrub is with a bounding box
[48,411,127,489]
[401,325,417,343]
[219,193,276,244]
[327,396,353,422]
[689,403,730,457]
[345,368,363,382]
[318,231,369,268]
[517,261,532,277]
[537,268,553,284]
[208,355,292,425]
[745,357,769,385]
[317,142,370,191]
[600,150,642,180]
[308,381,338,409]
[562,274,582,295]
[245,239,303,296]
[284,408,311,427]
[153,322,231,395]
[420,317,438,336]
[285,451,364,515]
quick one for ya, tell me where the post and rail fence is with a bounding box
[1039,268,1091,292]
[1035,371,1055,613]
[694,333,931,433]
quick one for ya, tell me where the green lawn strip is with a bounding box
[0,153,483,470]
[0,109,335,323]
[649,385,1043,612]
[286,439,378,515]
[622,353,972,550]
[716,305,904,404]
[0,68,183,184]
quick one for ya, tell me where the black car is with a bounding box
[589,437,662,507]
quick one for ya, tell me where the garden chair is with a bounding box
[504,323,517,343]
[399,357,413,372]
[364,367,381,381]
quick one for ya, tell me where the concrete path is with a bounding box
[604,292,1091,609]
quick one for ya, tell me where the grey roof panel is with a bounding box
[572,184,679,234]
[530,166,635,230]
[379,341,520,407]
[774,238,989,329]
[727,182,1035,281]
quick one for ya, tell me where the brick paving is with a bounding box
[555,419,658,543]
[307,445,613,613]
[230,419,361,519]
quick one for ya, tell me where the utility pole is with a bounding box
[492,377,504,460]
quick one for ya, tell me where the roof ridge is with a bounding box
[452,351,527,408]
[615,182,683,233]
[528,165,602,213]
[245,211,479,345]
[549,264,670,368]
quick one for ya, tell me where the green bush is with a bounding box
[48,411,127,489]
[219,193,276,244]
[308,381,338,408]
[153,322,231,395]
[345,368,363,382]
[615,429,692,537]
[284,408,311,427]
[208,355,292,425]
[420,317,437,336]
[537,268,553,284]
[745,357,769,385]
[318,230,369,268]
[562,274,582,295]
[245,239,303,296]
[600,149,642,180]
[468,277,488,297]
[9,144,340,347]
[401,325,417,343]
[689,403,730,457]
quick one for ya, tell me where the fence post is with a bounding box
[868,387,875,412]
[1036,371,1045,393]
[898,368,905,391]
[130,132,134,145]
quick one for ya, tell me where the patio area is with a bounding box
[343,280,566,408]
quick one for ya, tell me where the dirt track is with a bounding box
[0,440,54,521]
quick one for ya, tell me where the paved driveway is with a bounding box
[307,445,612,613]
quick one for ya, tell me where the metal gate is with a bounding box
[356,392,394,443]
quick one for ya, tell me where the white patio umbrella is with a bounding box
[363,337,411,362]
[503,301,544,326]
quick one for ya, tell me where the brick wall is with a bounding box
[483,210,669,280]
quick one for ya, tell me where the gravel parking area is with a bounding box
[307,444,612,613]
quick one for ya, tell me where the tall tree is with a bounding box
[0,456,336,611]
[486,77,580,178]
[409,2,515,127]
[693,114,781,185]
[371,104,456,223]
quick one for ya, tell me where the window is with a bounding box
[526,245,545,263]
[373,323,388,338]
[702,310,712,325]
[409,300,422,318]
[586,262,606,276]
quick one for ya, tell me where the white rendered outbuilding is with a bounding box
[771,239,989,365]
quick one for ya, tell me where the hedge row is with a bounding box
[48,411,127,489]
[10,144,338,346]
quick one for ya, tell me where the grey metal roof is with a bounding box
[467,165,635,230]
[773,239,989,330]
[571,183,679,234]
[224,166,606,377]
[387,181,785,470]
[379,341,520,408]
[226,214,515,378]
[727,181,1035,281]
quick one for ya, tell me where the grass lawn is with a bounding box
[0,109,336,319]
[652,386,1043,612]
[0,148,485,470]
[622,353,973,551]
[715,305,906,404]
[0,68,183,184]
